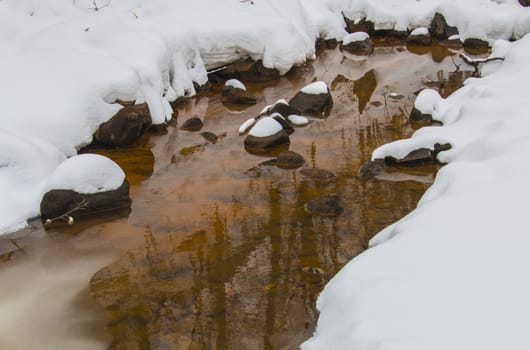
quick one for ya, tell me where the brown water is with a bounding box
[0,41,474,350]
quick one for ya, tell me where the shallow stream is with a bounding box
[0,40,475,349]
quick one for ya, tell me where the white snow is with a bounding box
[448,34,461,40]
[238,117,257,135]
[303,27,530,350]
[410,27,429,36]
[45,154,125,194]
[412,88,442,115]
[342,31,370,45]
[287,115,310,126]
[225,79,246,91]
[301,81,329,95]
[248,117,283,137]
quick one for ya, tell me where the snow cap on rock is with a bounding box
[225,79,246,91]
[45,154,125,194]
[415,89,442,115]
[238,117,257,135]
[343,32,370,45]
[249,117,283,137]
[410,27,429,36]
[288,115,309,126]
[301,81,329,95]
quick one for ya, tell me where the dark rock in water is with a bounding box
[211,59,280,82]
[305,194,344,217]
[440,37,463,48]
[359,159,386,179]
[93,103,151,148]
[41,180,131,222]
[385,148,434,166]
[270,103,301,119]
[429,12,458,40]
[245,166,262,178]
[341,37,374,56]
[149,123,168,135]
[275,150,305,169]
[406,32,432,46]
[221,86,257,105]
[520,0,530,6]
[410,107,433,122]
[343,16,375,35]
[434,142,452,153]
[300,168,336,183]
[289,88,333,118]
[244,131,290,154]
[193,81,212,95]
[273,115,295,135]
[463,38,490,50]
[259,159,277,167]
[181,117,203,131]
[200,132,218,144]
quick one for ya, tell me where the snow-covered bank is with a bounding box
[302,33,530,350]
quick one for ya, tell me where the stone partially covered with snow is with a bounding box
[289,82,333,118]
[221,79,257,105]
[340,32,373,55]
[407,27,432,46]
[244,117,290,153]
[288,115,309,126]
[429,12,459,40]
[410,88,442,122]
[93,103,152,148]
[41,154,131,222]
[238,117,257,135]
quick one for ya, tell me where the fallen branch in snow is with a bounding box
[10,239,24,253]
[459,53,504,75]
[43,199,89,226]
[89,0,111,11]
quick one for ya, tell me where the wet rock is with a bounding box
[429,12,458,40]
[181,117,203,132]
[463,38,490,50]
[289,81,333,118]
[275,150,305,169]
[343,16,375,35]
[434,142,452,153]
[200,132,218,144]
[244,166,262,178]
[193,81,212,95]
[270,102,301,119]
[300,168,336,184]
[406,28,432,46]
[41,180,131,222]
[520,0,530,6]
[211,59,280,82]
[259,159,277,167]
[93,103,151,148]
[273,114,295,135]
[305,194,344,217]
[385,149,435,166]
[359,159,386,179]
[244,131,290,154]
[440,36,463,48]
[340,32,374,55]
[410,107,433,123]
[221,86,257,105]
[148,123,168,135]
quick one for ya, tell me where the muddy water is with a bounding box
[0,41,474,350]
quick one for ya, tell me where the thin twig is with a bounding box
[459,53,504,75]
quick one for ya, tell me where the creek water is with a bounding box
[0,40,474,350]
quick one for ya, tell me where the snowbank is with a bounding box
[303,35,530,350]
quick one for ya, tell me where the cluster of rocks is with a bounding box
[342,12,491,52]
[239,80,333,154]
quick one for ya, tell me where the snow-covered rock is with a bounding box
[248,117,283,138]
[342,31,370,45]
[224,79,246,91]
[410,88,443,121]
[341,32,373,55]
[288,115,309,126]
[244,117,290,153]
[290,82,333,117]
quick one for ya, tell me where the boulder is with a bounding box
[305,194,344,217]
[93,103,151,148]
[289,81,333,118]
[406,28,432,46]
[221,79,257,105]
[181,117,203,131]
[429,12,458,40]
[358,159,386,179]
[244,117,290,153]
[275,150,305,169]
[340,32,374,55]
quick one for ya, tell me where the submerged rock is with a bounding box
[200,132,218,144]
[305,194,344,217]
[358,159,386,179]
[340,32,374,55]
[429,12,458,40]
[275,150,305,169]
[289,81,333,118]
[300,168,336,184]
[221,79,257,105]
[406,28,432,46]
[93,103,151,148]
[463,38,490,50]
[181,117,203,132]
